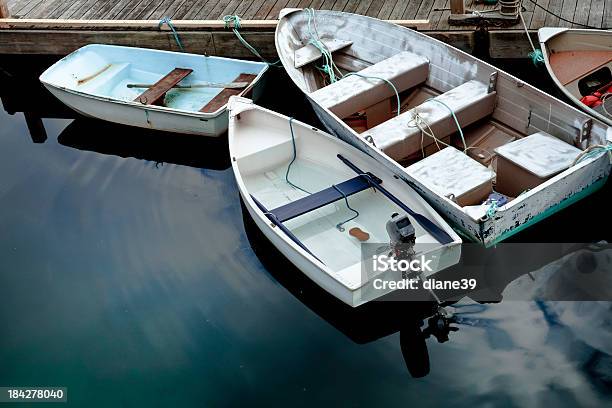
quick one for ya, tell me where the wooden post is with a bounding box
[450,0,465,15]
[24,112,47,144]
[0,0,10,18]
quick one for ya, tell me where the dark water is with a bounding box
[1,57,611,407]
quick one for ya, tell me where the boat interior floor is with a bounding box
[244,158,438,283]
[75,62,253,113]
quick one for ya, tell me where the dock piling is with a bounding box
[450,0,466,15]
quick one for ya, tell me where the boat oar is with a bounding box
[337,154,454,245]
[126,81,249,89]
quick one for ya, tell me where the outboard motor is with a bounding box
[386,212,416,261]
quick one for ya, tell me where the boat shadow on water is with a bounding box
[57,118,231,170]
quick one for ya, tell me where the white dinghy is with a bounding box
[539,28,612,127]
[228,97,461,307]
[40,44,268,136]
[275,8,612,247]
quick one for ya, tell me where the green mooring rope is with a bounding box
[159,17,184,52]
[223,15,280,66]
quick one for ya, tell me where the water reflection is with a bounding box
[58,118,231,170]
[0,56,611,406]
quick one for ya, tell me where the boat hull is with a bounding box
[229,98,462,306]
[276,9,612,246]
[539,28,612,127]
[40,44,268,137]
[43,84,232,136]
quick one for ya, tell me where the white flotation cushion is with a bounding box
[364,80,497,161]
[310,51,429,119]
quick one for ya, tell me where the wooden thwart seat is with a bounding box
[200,73,257,113]
[364,80,497,161]
[310,51,430,119]
[134,68,193,105]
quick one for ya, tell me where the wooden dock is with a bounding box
[1,0,610,58]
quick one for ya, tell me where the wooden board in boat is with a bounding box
[200,73,256,113]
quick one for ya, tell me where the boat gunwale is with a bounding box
[39,43,269,118]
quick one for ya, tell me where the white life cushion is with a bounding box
[309,51,429,119]
[364,80,497,161]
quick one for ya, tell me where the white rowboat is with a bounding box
[275,9,612,247]
[40,44,268,136]
[228,97,461,307]
[539,28,612,127]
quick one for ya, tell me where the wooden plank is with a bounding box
[170,0,200,19]
[134,0,166,19]
[200,73,256,112]
[230,0,253,18]
[342,0,360,13]
[145,0,183,20]
[353,0,372,16]
[146,0,188,19]
[47,0,83,18]
[377,0,398,19]
[267,0,294,19]
[6,0,34,16]
[604,1,612,29]
[435,0,452,30]
[111,0,146,20]
[427,0,447,28]
[80,1,115,20]
[242,0,268,20]
[402,0,424,19]
[184,0,216,19]
[11,0,43,17]
[204,0,235,19]
[55,0,92,18]
[219,0,244,18]
[209,31,277,58]
[0,18,431,30]
[0,29,215,54]
[387,0,408,19]
[66,0,98,19]
[587,0,604,28]
[558,0,578,28]
[135,68,193,105]
[27,0,66,19]
[0,27,477,56]
[254,0,281,19]
[530,0,550,29]
[572,0,591,27]
[544,0,563,27]
[415,0,435,20]
[365,0,385,17]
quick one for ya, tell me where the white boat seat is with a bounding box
[364,80,497,161]
[310,51,429,119]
